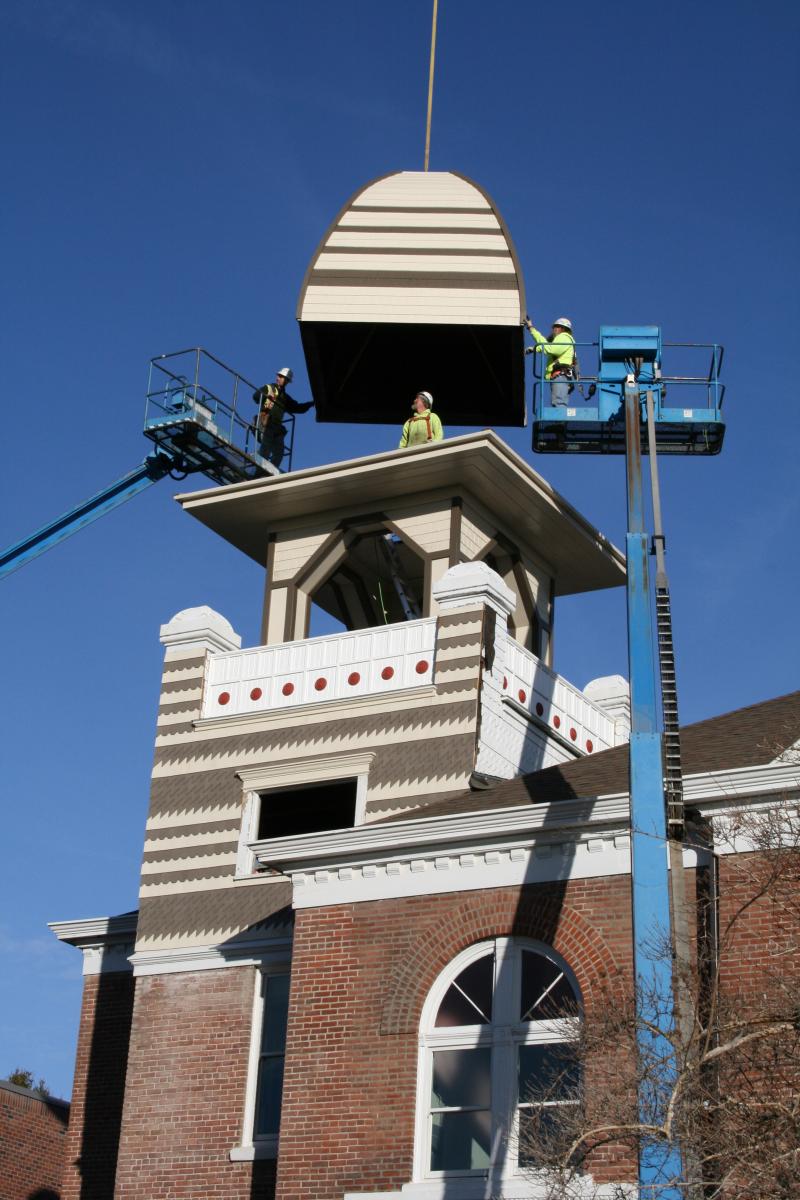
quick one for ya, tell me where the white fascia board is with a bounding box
[685,761,800,806]
[48,913,138,947]
[251,795,631,875]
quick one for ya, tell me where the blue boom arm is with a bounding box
[0,453,173,581]
[1,347,282,583]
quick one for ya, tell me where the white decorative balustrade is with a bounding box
[202,618,437,719]
[502,640,620,754]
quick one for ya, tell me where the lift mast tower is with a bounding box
[298,170,726,1198]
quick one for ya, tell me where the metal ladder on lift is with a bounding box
[645,387,685,836]
[657,583,684,836]
[646,389,697,1155]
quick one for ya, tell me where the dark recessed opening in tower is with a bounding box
[312,530,425,631]
[257,779,358,839]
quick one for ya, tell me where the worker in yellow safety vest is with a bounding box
[524,316,576,407]
[398,391,444,448]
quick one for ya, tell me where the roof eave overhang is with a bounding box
[176,431,625,597]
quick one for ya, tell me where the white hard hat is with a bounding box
[553,317,573,331]
[417,391,433,408]
[277,366,293,381]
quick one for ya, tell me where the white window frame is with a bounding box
[235,752,374,877]
[230,964,291,1162]
[413,937,581,1191]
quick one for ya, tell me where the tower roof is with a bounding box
[297,171,526,426]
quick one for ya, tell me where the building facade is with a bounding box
[50,434,800,1199]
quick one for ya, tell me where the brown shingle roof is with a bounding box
[386,691,800,822]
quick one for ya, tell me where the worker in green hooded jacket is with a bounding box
[398,391,444,448]
[524,316,576,407]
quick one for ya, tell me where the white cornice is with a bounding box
[251,795,631,873]
[250,758,799,909]
[129,935,292,977]
[49,913,138,946]
[49,913,139,975]
[238,750,376,791]
[251,797,632,908]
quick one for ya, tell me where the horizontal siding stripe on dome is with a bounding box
[350,203,491,214]
[350,181,491,209]
[302,288,520,303]
[339,212,500,229]
[313,256,515,275]
[319,247,512,261]
[302,300,519,324]
[327,231,509,250]
[304,275,518,291]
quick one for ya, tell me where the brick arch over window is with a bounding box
[380,889,625,1036]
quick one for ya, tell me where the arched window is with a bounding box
[414,938,581,1189]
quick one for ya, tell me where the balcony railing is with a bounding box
[202,618,437,719]
[200,618,624,762]
[502,640,621,754]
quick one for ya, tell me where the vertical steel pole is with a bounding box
[624,379,683,1197]
[423,0,438,171]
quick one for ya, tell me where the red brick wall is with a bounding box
[113,968,276,1200]
[275,877,634,1200]
[62,971,135,1200]
[0,1083,68,1199]
[717,850,800,996]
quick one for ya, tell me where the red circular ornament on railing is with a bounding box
[314,678,327,692]
[535,702,544,716]
[218,691,230,706]
[518,689,527,704]
[553,714,561,728]
[381,666,394,680]
[347,671,361,686]
[250,687,262,701]
[415,660,429,674]
[586,739,594,753]
[569,727,577,741]
[281,682,294,697]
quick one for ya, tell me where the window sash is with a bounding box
[239,969,290,1154]
[418,938,581,1182]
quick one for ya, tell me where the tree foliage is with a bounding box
[5,1067,51,1097]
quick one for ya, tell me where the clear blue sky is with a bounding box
[1,0,797,1100]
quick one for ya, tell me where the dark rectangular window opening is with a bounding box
[257,778,358,839]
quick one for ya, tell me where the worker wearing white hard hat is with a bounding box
[524,316,576,408]
[398,391,444,448]
[252,367,313,467]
